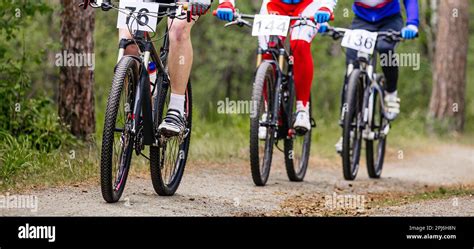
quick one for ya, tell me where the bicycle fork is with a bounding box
[363,82,390,140]
[263,52,286,136]
[358,63,378,141]
[130,45,155,148]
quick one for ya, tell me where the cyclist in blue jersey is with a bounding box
[335,0,419,153]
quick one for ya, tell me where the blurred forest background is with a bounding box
[0,0,473,190]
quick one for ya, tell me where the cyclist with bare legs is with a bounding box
[119,0,212,137]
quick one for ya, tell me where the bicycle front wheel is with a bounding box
[150,81,192,196]
[284,91,312,182]
[100,56,139,203]
[342,69,363,181]
[250,61,276,186]
[366,76,387,178]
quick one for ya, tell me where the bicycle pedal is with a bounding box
[382,124,391,136]
[159,128,189,144]
[310,118,317,128]
[181,128,190,140]
[287,129,296,139]
[159,134,171,144]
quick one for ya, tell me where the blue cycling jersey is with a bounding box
[353,0,419,27]
[281,0,303,4]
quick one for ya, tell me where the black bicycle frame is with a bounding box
[259,37,292,131]
[133,61,154,145]
[118,29,169,146]
[351,49,387,131]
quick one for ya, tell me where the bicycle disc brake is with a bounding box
[134,126,144,156]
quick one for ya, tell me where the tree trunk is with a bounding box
[58,0,95,139]
[420,0,439,61]
[428,0,469,133]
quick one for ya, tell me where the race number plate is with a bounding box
[117,1,160,32]
[341,29,378,54]
[252,14,291,37]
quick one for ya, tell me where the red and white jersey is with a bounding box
[219,0,337,13]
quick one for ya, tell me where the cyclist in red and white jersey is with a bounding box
[216,0,337,136]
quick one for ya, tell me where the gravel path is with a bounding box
[1,144,473,216]
[371,196,474,216]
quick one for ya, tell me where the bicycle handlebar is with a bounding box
[80,1,189,16]
[323,26,417,43]
[212,11,313,20]
[213,11,315,28]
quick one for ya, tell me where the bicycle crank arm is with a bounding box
[259,121,278,128]
[362,129,376,140]
[311,118,317,128]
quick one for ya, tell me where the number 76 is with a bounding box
[125,7,150,26]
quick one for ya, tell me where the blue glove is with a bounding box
[216,3,235,22]
[401,25,418,39]
[314,10,330,24]
[318,23,329,33]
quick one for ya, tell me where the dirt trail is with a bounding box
[1,144,473,216]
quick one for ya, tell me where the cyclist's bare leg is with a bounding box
[119,17,195,94]
[167,17,195,95]
[118,29,139,55]
[157,14,196,135]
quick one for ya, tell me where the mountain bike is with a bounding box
[85,1,193,202]
[215,12,316,186]
[323,27,411,180]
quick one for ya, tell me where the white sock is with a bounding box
[385,90,398,98]
[169,93,185,116]
[296,101,310,113]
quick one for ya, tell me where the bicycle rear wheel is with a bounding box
[284,90,312,182]
[250,61,276,186]
[366,76,387,178]
[342,69,363,181]
[150,81,192,196]
[100,56,139,203]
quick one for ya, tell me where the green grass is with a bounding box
[0,142,98,192]
[190,115,249,163]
